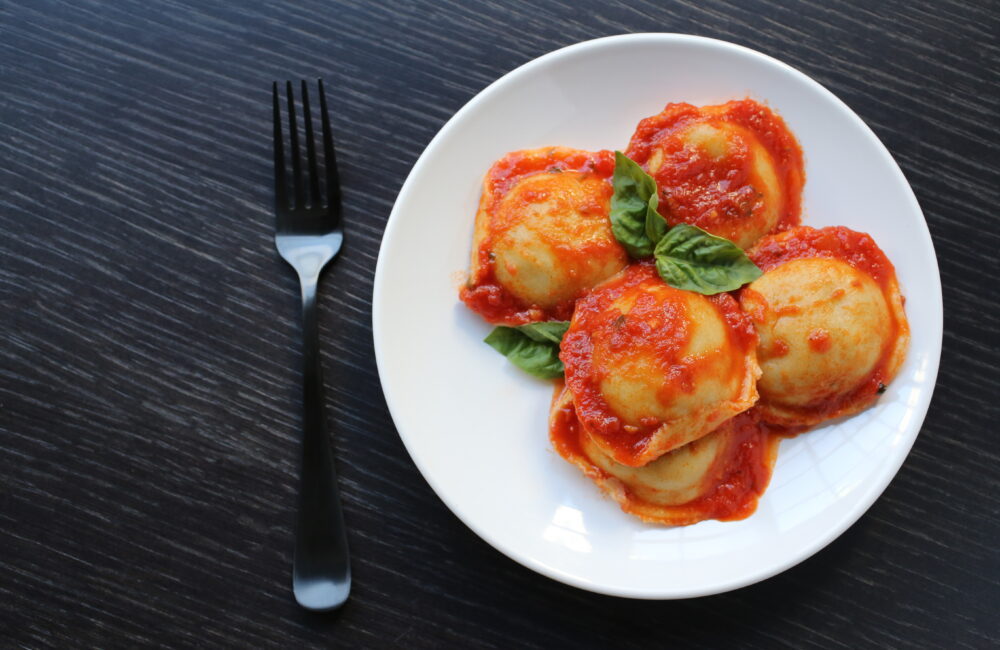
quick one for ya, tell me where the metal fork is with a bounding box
[272,79,349,611]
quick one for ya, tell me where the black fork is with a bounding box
[272,79,349,611]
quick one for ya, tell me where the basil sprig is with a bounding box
[610,151,668,257]
[484,321,570,379]
[611,151,762,295]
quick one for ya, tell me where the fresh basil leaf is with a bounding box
[515,320,570,345]
[653,224,763,294]
[645,194,670,247]
[610,151,668,258]
[484,321,570,379]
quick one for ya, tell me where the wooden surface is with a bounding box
[2,1,998,647]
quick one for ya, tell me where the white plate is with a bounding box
[372,34,942,599]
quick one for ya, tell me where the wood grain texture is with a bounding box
[1,0,997,647]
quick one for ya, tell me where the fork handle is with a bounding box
[292,276,351,609]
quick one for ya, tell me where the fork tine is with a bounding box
[301,81,322,208]
[317,79,342,216]
[272,82,287,211]
[286,81,304,209]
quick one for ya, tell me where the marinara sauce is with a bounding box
[550,384,779,525]
[625,99,804,246]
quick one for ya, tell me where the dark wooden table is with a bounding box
[2,1,997,647]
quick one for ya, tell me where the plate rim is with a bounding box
[372,32,943,599]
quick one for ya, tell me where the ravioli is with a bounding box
[549,384,778,525]
[457,97,914,529]
[460,147,629,324]
[739,226,910,426]
[625,99,804,249]
[560,262,760,467]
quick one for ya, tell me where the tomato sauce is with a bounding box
[460,148,616,325]
[770,338,790,358]
[749,225,895,291]
[549,383,779,525]
[807,328,832,352]
[483,148,615,203]
[460,268,577,325]
[625,99,804,244]
[678,412,780,523]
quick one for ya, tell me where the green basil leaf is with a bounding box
[484,321,570,379]
[515,320,570,344]
[653,224,763,294]
[645,196,669,247]
[610,151,668,258]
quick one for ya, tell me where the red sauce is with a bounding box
[549,383,778,526]
[460,148,617,325]
[770,338,790,358]
[460,273,576,324]
[744,226,909,425]
[625,99,804,244]
[807,328,832,352]
[748,225,895,291]
[484,148,615,204]
[549,383,589,466]
[678,412,779,523]
[757,414,812,439]
[560,262,757,464]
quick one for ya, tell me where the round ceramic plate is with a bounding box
[372,34,942,599]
